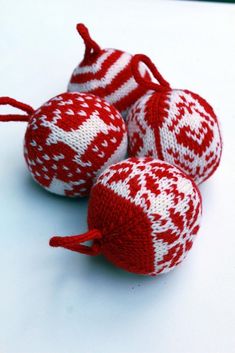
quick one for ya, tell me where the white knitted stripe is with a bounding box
[72,49,115,75]
[104,63,146,104]
[69,52,132,92]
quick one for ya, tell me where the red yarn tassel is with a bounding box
[0,97,34,122]
[76,23,101,60]
[49,229,102,256]
[131,54,171,92]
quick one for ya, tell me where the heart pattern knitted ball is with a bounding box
[127,54,222,184]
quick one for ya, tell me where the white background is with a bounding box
[0,1,235,353]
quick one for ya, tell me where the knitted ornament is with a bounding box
[0,93,127,196]
[50,157,202,276]
[127,54,222,184]
[68,23,151,118]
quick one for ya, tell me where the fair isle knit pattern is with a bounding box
[67,24,151,118]
[127,54,222,185]
[127,89,222,184]
[24,92,127,197]
[87,157,202,275]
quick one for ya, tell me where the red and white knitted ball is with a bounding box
[50,157,202,276]
[127,55,222,184]
[67,23,150,118]
[19,92,127,196]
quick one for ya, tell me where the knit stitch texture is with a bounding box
[50,157,202,275]
[24,92,127,197]
[67,24,151,118]
[88,157,202,275]
[127,55,222,184]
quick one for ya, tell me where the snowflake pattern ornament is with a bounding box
[127,54,222,184]
[68,23,151,118]
[50,157,202,276]
[0,93,127,197]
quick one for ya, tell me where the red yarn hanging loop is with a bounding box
[49,229,102,256]
[76,23,101,59]
[131,54,171,92]
[0,97,34,122]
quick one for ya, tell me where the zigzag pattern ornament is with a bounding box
[127,54,222,184]
[50,157,202,276]
[0,93,127,197]
[68,23,151,118]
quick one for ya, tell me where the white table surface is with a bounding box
[0,1,235,352]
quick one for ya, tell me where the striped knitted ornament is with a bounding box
[68,23,151,118]
[0,93,127,197]
[127,54,222,184]
[50,157,202,276]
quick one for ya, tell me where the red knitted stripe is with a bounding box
[79,82,145,107]
[70,50,123,83]
[103,60,134,94]
[148,92,167,160]
[113,78,150,112]
[88,183,155,275]
[70,53,151,113]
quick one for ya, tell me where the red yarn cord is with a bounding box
[49,229,102,256]
[0,97,34,122]
[131,54,171,92]
[76,23,101,59]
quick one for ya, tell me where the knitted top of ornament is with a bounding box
[68,24,151,118]
[127,55,222,184]
[0,93,127,197]
[50,157,202,276]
